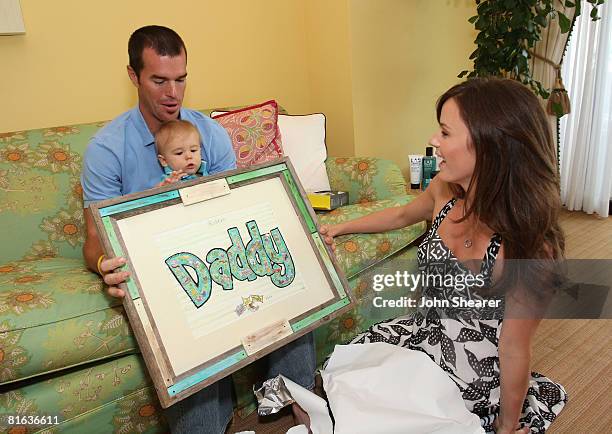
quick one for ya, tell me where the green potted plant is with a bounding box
[459,0,606,99]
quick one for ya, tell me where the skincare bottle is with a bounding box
[421,147,436,190]
[408,155,423,189]
[422,170,439,190]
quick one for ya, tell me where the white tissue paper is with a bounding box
[281,375,334,434]
[320,343,485,434]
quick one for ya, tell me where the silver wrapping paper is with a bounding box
[254,375,295,416]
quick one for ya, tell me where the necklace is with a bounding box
[460,200,477,249]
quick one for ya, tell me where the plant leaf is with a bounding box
[558,12,571,33]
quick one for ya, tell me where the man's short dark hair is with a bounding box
[128,25,187,78]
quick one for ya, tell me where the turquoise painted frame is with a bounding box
[90,158,353,408]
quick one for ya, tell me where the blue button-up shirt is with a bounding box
[81,107,236,207]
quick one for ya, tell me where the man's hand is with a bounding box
[84,207,130,298]
[99,256,130,298]
[156,170,185,187]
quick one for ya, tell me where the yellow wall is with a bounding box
[1,0,475,168]
[305,0,355,157]
[350,0,476,175]
[0,0,313,131]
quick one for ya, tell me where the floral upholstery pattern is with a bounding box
[326,157,407,204]
[0,125,100,263]
[0,354,164,434]
[0,116,425,431]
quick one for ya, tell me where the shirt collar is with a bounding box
[129,107,155,147]
[129,106,188,147]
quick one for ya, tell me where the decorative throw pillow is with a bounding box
[211,100,283,169]
[277,114,330,193]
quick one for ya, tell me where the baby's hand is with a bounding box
[156,170,185,187]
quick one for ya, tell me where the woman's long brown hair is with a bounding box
[437,78,565,294]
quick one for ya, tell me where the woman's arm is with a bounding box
[497,244,558,433]
[497,312,541,433]
[320,175,444,246]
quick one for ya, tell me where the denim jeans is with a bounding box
[164,332,316,434]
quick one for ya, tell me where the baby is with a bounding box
[155,119,209,186]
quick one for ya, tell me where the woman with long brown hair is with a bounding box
[320,78,566,433]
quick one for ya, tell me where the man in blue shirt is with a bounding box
[81,26,314,434]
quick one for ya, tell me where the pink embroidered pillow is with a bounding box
[211,100,283,169]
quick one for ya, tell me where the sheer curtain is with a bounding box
[559,1,612,218]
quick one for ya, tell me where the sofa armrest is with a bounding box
[325,157,407,205]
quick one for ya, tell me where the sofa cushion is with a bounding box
[277,114,331,193]
[0,257,136,385]
[211,100,283,169]
[316,195,427,278]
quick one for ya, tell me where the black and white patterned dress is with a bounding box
[350,198,567,433]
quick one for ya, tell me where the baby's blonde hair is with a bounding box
[155,120,200,154]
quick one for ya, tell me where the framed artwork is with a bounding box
[0,0,25,35]
[91,159,352,408]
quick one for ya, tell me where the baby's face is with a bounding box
[157,131,202,175]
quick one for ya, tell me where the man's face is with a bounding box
[128,47,187,132]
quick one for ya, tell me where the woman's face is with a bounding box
[429,97,475,189]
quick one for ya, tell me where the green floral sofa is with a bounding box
[0,115,425,433]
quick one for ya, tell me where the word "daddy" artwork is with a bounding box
[164,220,295,308]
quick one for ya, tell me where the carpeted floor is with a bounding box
[228,406,294,433]
[531,319,612,433]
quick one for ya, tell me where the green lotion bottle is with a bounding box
[422,146,436,190]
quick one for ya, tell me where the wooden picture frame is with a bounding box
[90,159,352,408]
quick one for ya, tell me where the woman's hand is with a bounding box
[99,256,130,298]
[156,170,185,187]
[319,224,342,251]
[496,427,529,434]
[495,417,530,434]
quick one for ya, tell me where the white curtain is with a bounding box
[559,1,612,218]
